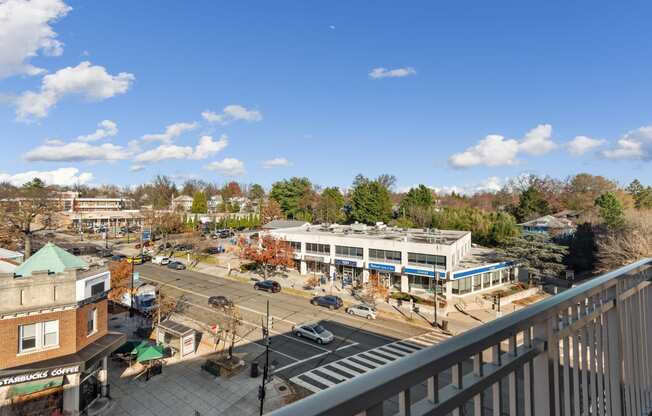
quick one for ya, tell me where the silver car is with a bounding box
[346,304,377,320]
[292,323,334,344]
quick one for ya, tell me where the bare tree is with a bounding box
[0,180,59,259]
[596,210,652,272]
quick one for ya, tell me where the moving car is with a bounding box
[208,296,234,309]
[310,295,343,310]
[167,261,186,270]
[292,323,334,344]
[253,280,281,293]
[111,254,127,262]
[126,256,143,265]
[345,304,377,320]
[152,255,170,265]
[204,247,221,255]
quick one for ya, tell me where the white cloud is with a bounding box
[76,119,118,142]
[0,0,71,78]
[449,135,520,168]
[201,105,262,125]
[262,157,291,168]
[141,121,198,143]
[129,164,144,172]
[44,138,63,145]
[567,135,606,156]
[205,158,246,176]
[135,135,228,163]
[24,141,131,162]
[369,67,416,79]
[602,125,652,161]
[0,167,92,186]
[518,124,556,155]
[449,124,557,168]
[15,61,135,120]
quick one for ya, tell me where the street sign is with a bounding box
[142,230,151,241]
[133,272,140,282]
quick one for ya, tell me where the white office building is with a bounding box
[266,223,520,299]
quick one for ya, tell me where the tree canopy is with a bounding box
[191,191,208,214]
[269,177,314,219]
[595,192,625,229]
[316,187,344,223]
[348,175,392,225]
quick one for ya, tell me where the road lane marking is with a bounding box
[271,342,359,374]
[142,275,298,325]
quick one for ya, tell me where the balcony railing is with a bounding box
[269,258,652,416]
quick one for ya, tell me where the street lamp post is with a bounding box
[129,260,135,317]
[156,278,181,344]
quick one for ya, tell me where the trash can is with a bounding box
[440,320,449,332]
[251,362,259,378]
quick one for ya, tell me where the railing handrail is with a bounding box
[269,258,652,416]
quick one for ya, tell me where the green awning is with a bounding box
[136,345,164,363]
[9,376,63,398]
[130,341,152,355]
[115,340,143,354]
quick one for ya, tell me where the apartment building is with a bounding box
[0,243,125,415]
[266,223,520,299]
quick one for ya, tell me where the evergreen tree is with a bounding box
[191,191,208,213]
[498,235,568,280]
[595,192,625,229]
[269,177,313,219]
[512,185,551,222]
[316,187,345,223]
[565,222,597,273]
[349,175,392,224]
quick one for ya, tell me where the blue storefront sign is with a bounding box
[142,230,151,241]
[452,261,515,280]
[403,268,446,279]
[368,263,395,272]
[334,259,357,267]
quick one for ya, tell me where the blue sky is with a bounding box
[1,0,651,193]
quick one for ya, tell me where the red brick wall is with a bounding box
[76,299,108,350]
[0,309,77,369]
[0,299,108,370]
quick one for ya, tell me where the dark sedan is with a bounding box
[254,280,281,293]
[208,296,234,309]
[167,261,186,270]
[310,295,343,310]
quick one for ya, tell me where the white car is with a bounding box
[152,255,170,265]
[292,323,334,344]
[346,304,377,320]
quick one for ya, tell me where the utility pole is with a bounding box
[129,260,135,317]
[259,300,270,416]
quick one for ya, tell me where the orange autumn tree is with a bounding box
[108,260,132,301]
[238,235,294,278]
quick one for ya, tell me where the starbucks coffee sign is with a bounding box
[0,365,80,387]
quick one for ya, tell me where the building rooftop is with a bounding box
[262,220,311,230]
[270,223,469,246]
[158,319,195,337]
[14,242,88,277]
[0,247,23,260]
[519,214,574,229]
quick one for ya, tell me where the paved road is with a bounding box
[133,263,449,382]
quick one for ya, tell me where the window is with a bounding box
[90,281,105,296]
[87,308,97,335]
[19,321,59,353]
[408,274,430,290]
[42,320,58,347]
[290,241,301,252]
[491,271,500,285]
[306,243,330,254]
[407,253,446,269]
[369,249,402,263]
[19,324,37,352]
[335,245,363,258]
[482,273,490,288]
[473,275,482,291]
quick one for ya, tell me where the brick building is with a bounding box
[0,243,125,416]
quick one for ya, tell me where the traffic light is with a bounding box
[267,316,274,330]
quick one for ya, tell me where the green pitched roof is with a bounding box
[14,243,87,277]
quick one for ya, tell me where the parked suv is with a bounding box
[254,280,281,293]
[167,261,186,270]
[345,303,377,320]
[310,295,343,310]
[292,323,334,344]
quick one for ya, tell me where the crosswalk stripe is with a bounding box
[329,361,367,375]
[314,367,352,381]
[289,331,453,394]
[349,355,381,368]
[291,377,324,393]
[303,372,340,388]
[364,350,396,362]
[380,345,409,356]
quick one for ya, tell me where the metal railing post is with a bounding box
[607,282,624,415]
[532,319,551,416]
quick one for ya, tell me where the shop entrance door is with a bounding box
[79,373,101,412]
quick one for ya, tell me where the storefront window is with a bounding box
[407,253,446,269]
[473,275,482,291]
[369,249,402,263]
[290,241,301,252]
[491,271,500,285]
[458,277,472,295]
[306,243,330,255]
[335,245,363,258]
[482,273,490,288]
[408,274,429,290]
